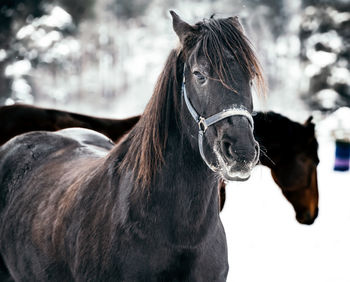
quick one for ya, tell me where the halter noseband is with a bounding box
[182,65,254,172]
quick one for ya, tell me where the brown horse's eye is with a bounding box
[193,71,206,84]
[299,155,307,163]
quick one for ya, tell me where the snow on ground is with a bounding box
[221,124,350,282]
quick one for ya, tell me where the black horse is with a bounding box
[0,12,265,281]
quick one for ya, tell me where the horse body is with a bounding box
[0,129,226,281]
[0,12,264,280]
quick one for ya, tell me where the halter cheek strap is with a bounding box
[182,65,254,172]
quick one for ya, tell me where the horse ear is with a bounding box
[304,116,315,138]
[304,116,314,129]
[305,116,313,124]
[170,10,195,45]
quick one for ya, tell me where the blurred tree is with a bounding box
[299,0,350,112]
[245,0,286,38]
[0,0,43,102]
[0,0,95,104]
[111,0,151,20]
[59,0,95,23]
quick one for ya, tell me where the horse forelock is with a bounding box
[196,17,266,95]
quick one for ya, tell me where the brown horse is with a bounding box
[260,112,319,225]
[0,104,319,224]
[0,12,265,281]
[220,112,319,225]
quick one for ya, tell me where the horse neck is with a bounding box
[157,73,221,223]
[161,125,219,211]
[149,127,219,246]
[111,92,220,247]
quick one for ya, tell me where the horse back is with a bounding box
[0,128,113,207]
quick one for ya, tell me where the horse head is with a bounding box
[270,116,319,225]
[171,11,265,181]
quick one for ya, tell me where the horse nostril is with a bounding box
[222,141,235,160]
[220,138,258,163]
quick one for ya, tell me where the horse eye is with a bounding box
[193,71,206,84]
[298,155,308,163]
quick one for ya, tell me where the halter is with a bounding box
[182,65,254,172]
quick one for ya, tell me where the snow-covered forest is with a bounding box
[1,0,350,281]
[2,0,350,118]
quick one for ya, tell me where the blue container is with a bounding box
[334,140,350,171]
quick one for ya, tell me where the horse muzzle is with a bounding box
[215,140,260,182]
[296,207,319,225]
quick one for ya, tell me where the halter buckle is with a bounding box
[198,117,208,132]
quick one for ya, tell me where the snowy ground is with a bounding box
[221,128,350,282]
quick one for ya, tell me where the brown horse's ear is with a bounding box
[304,116,316,140]
[170,10,195,45]
[305,116,313,126]
[304,116,315,131]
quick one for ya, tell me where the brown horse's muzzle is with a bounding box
[296,207,319,225]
